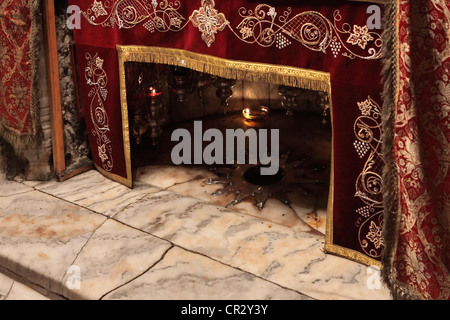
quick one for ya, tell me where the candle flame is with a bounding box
[242,106,269,120]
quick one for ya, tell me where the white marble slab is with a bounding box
[167,177,317,233]
[288,191,328,235]
[0,272,14,300]
[61,219,172,300]
[167,177,235,207]
[0,167,391,300]
[114,190,392,300]
[103,247,310,300]
[27,170,161,217]
[232,199,315,233]
[3,279,49,300]
[0,179,34,198]
[135,165,215,189]
[0,190,107,294]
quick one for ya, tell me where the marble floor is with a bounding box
[0,165,392,300]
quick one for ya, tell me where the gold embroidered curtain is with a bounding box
[0,0,41,148]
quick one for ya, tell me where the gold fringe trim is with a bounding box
[324,243,383,269]
[117,46,331,93]
[116,45,384,269]
[116,45,331,188]
[325,90,335,249]
[95,163,133,188]
[117,50,133,188]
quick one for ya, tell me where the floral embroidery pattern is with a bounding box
[0,0,39,140]
[357,98,374,116]
[354,97,384,259]
[91,0,107,18]
[190,0,229,47]
[347,25,374,50]
[85,53,114,172]
[83,0,187,31]
[232,6,382,59]
[366,221,384,249]
[98,144,108,163]
[384,0,450,300]
[239,26,253,40]
[81,1,382,60]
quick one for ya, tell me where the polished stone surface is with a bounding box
[0,168,392,300]
[103,247,309,300]
[0,272,49,300]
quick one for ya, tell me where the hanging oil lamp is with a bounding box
[144,82,165,146]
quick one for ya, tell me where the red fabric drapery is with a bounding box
[0,0,41,147]
[381,0,449,300]
[71,0,387,293]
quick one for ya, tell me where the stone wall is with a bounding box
[55,3,92,174]
[15,34,53,181]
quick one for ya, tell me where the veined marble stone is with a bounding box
[0,169,391,300]
[61,219,172,300]
[0,273,49,300]
[0,190,106,294]
[135,165,214,189]
[25,170,161,217]
[114,188,391,300]
[103,247,311,300]
[0,179,34,198]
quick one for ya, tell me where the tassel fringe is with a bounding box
[117,46,332,94]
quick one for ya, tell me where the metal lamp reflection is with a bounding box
[242,106,270,120]
[146,86,163,98]
[144,84,165,146]
[242,106,270,127]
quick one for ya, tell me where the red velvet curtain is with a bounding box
[71,0,387,293]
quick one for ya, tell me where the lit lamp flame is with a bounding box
[242,106,270,121]
[146,86,163,97]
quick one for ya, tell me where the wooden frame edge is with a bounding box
[43,0,66,176]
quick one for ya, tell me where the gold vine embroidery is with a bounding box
[85,53,114,172]
[353,96,385,258]
[81,1,382,60]
[83,0,188,31]
[232,5,382,59]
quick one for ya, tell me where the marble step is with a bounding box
[0,170,392,300]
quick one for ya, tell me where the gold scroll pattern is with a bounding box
[231,5,382,59]
[85,53,114,172]
[81,1,382,60]
[353,96,384,259]
[83,0,187,31]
